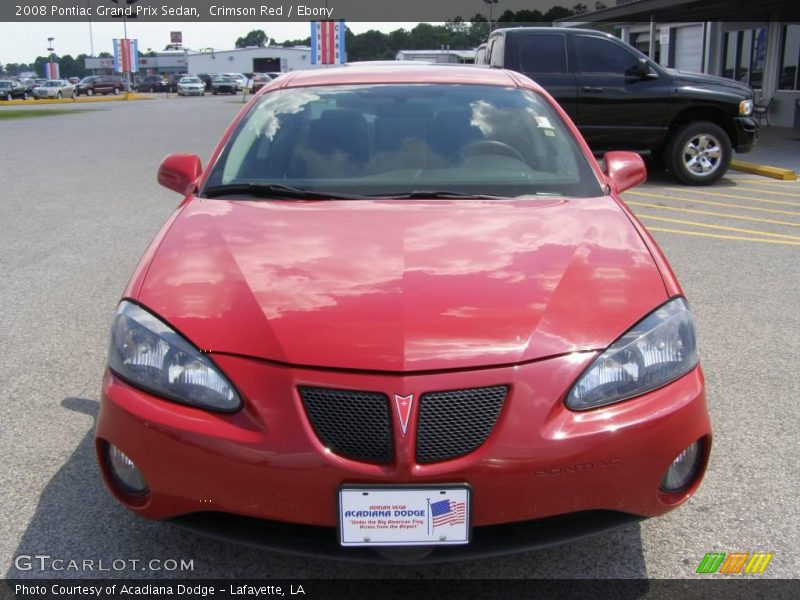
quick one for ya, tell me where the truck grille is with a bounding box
[416,385,507,464]
[298,386,393,464]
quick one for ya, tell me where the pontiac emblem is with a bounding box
[394,394,414,435]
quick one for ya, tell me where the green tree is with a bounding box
[235,30,269,48]
[572,3,588,14]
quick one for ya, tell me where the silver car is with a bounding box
[177,76,205,96]
[33,80,75,99]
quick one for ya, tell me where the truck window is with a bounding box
[517,34,567,73]
[489,35,505,68]
[575,35,640,74]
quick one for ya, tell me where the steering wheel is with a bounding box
[462,140,526,163]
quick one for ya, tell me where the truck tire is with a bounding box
[666,121,731,185]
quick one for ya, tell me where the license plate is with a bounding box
[338,485,470,546]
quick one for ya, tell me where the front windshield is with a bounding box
[181,77,200,83]
[0,82,11,88]
[45,81,60,87]
[203,84,602,198]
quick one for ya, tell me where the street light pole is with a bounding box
[483,0,499,34]
[47,37,55,79]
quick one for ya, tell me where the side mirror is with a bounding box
[158,153,203,196]
[604,151,647,193]
[626,57,656,80]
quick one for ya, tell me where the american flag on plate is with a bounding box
[430,498,466,529]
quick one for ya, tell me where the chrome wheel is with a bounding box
[682,134,722,177]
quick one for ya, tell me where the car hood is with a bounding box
[137,196,667,371]
[670,69,754,97]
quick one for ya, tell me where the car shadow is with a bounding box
[6,398,648,581]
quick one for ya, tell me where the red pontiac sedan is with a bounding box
[96,65,711,562]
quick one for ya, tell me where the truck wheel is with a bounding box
[87,89,94,97]
[666,121,731,185]
[114,87,120,95]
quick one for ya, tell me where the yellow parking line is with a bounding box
[663,187,799,207]
[727,185,800,199]
[646,227,800,246]
[626,201,800,228]
[626,190,800,217]
[637,214,800,240]
[733,178,800,186]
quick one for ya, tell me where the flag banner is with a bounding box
[311,20,346,65]
[44,62,60,79]
[113,38,139,73]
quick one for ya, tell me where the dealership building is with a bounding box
[85,46,323,78]
[562,0,800,127]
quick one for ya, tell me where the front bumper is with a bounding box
[732,116,758,153]
[96,353,711,558]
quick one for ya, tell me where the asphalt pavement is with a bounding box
[0,96,797,580]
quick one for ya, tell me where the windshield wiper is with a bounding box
[369,190,505,199]
[202,183,367,200]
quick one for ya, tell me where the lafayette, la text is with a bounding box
[16,584,305,597]
[43,4,334,18]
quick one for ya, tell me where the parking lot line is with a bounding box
[733,178,800,186]
[626,190,800,217]
[723,185,800,199]
[625,200,800,228]
[646,227,800,246]
[663,187,800,207]
[636,214,800,240]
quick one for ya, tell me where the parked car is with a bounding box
[177,76,205,96]
[477,27,758,184]
[195,73,215,90]
[222,72,247,90]
[166,73,187,93]
[0,80,30,100]
[68,76,81,85]
[97,64,711,563]
[210,75,237,95]
[136,75,167,93]
[32,79,75,99]
[75,75,124,96]
[250,73,271,93]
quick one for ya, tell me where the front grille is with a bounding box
[299,386,393,464]
[416,385,507,464]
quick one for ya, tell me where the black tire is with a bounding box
[666,121,732,185]
[87,89,94,97]
[4,92,11,101]
[57,92,62,99]
[22,92,28,100]
[113,87,120,95]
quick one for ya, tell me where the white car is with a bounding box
[222,72,248,91]
[177,76,205,96]
[33,80,75,99]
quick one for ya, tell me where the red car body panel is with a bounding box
[135,196,668,372]
[99,66,711,558]
[98,361,708,525]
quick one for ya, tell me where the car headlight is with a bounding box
[108,301,241,411]
[566,298,699,410]
[739,99,753,116]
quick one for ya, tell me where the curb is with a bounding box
[729,160,797,181]
[0,94,153,106]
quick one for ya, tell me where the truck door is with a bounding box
[508,32,578,119]
[573,34,672,150]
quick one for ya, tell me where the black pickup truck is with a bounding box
[478,27,758,185]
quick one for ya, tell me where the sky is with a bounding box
[0,1,569,64]
[0,22,430,64]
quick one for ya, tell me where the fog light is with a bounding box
[106,444,148,495]
[660,440,703,492]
